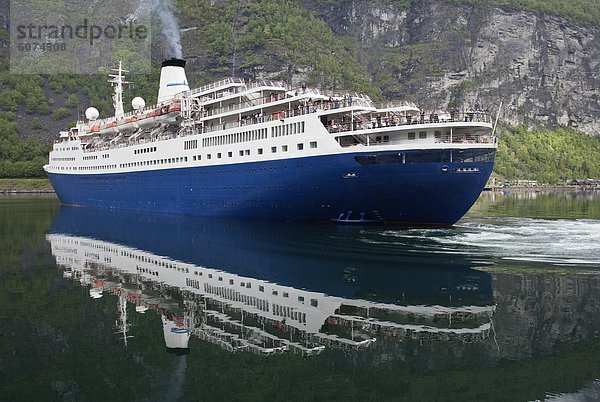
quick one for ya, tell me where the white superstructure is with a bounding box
[45,60,495,178]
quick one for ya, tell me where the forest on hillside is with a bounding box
[0,0,599,180]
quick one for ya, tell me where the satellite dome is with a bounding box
[132,97,146,110]
[85,107,99,121]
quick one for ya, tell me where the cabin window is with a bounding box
[310,141,317,149]
[311,299,318,307]
[217,153,221,158]
[245,149,250,156]
[298,296,305,303]
[271,146,277,153]
[297,143,304,150]
[239,150,244,156]
[408,132,416,140]
[259,285,264,292]
[184,139,198,150]
[419,131,427,139]
[282,145,288,152]
[228,151,233,157]
[258,148,263,155]
[434,131,442,139]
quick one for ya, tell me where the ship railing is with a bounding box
[334,130,496,148]
[200,92,375,123]
[185,77,245,97]
[199,98,388,134]
[245,79,286,90]
[199,90,291,116]
[193,80,287,104]
[401,111,493,125]
[321,95,373,110]
[199,105,328,133]
[377,100,419,110]
[200,90,308,119]
[326,111,493,135]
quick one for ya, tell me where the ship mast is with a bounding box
[108,61,130,118]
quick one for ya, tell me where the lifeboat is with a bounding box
[154,99,182,124]
[115,116,139,133]
[167,99,182,112]
[137,113,158,128]
[85,98,182,136]
[99,121,118,135]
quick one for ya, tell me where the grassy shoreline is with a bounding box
[1,178,597,195]
[0,178,55,193]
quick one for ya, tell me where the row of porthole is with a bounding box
[53,157,77,161]
[191,141,317,162]
[55,147,79,151]
[79,164,117,171]
[57,143,318,172]
[117,142,318,170]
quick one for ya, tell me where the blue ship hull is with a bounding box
[47,149,495,225]
[50,205,494,306]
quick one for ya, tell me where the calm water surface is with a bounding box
[1,191,599,401]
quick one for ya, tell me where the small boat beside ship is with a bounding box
[45,59,497,224]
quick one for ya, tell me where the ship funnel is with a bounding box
[157,58,189,103]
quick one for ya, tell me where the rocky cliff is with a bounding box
[298,1,600,136]
[2,0,600,139]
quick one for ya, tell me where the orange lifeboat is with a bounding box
[167,99,182,112]
[116,116,139,133]
[98,121,119,135]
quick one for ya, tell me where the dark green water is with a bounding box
[1,191,599,401]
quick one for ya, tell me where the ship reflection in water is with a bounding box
[47,206,495,356]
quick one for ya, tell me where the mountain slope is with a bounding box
[0,0,599,180]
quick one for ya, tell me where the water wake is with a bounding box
[372,217,600,267]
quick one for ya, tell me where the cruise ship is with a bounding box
[44,59,498,224]
[48,206,496,355]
